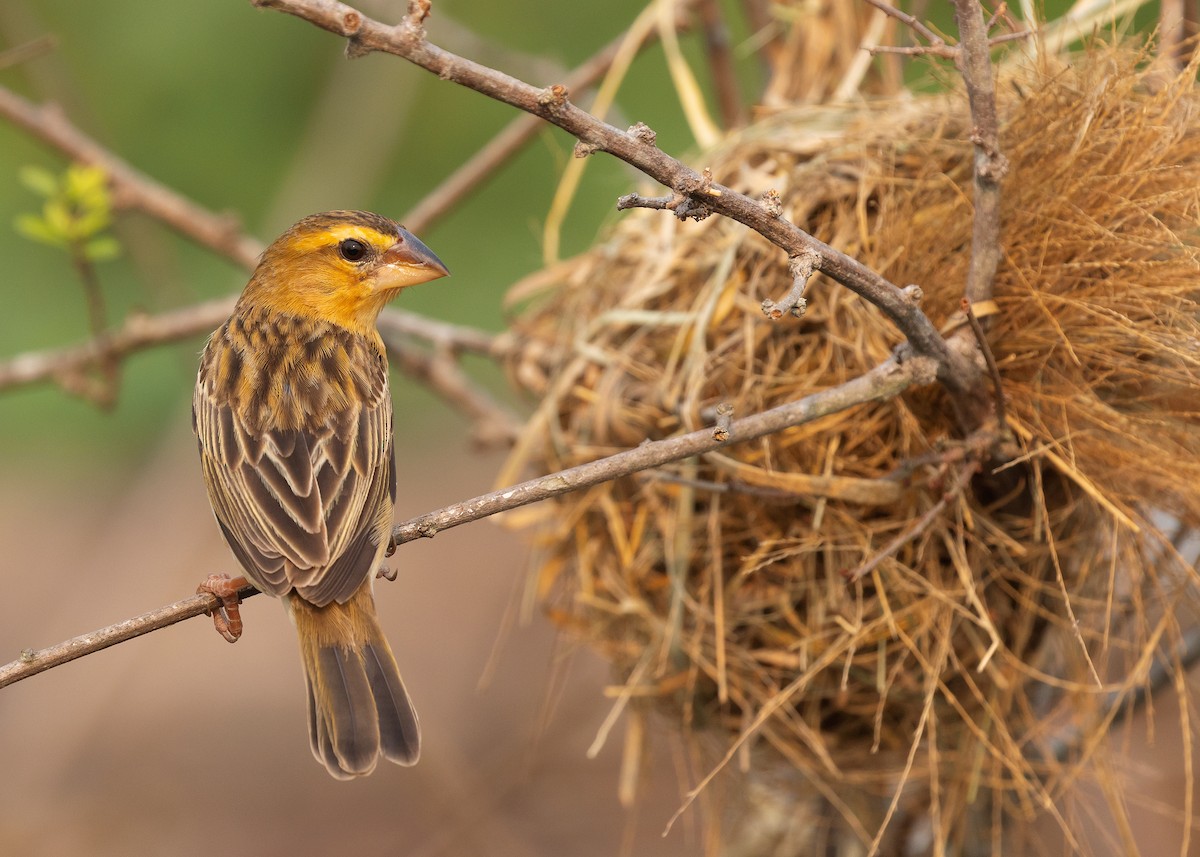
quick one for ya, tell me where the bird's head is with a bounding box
[241,210,450,333]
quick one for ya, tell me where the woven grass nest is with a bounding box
[501,44,1200,848]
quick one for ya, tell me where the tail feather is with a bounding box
[290,586,421,778]
[305,668,359,781]
[362,641,420,765]
[313,645,380,775]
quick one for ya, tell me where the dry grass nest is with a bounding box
[501,44,1200,843]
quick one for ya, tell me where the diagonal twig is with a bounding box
[402,14,676,234]
[863,0,956,58]
[0,584,261,690]
[383,337,521,447]
[390,355,936,543]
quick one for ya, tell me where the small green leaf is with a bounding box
[74,207,112,239]
[43,198,73,237]
[15,214,66,247]
[18,165,59,198]
[83,236,120,262]
[65,164,107,200]
[15,162,116,256]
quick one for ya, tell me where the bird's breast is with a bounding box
[206,307,388,434]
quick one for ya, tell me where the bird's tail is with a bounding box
[288,585,420,778]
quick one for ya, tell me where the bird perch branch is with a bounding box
[0,354,937,689]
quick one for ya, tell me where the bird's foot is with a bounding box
[376,565,398,581]
[196,574,248,643]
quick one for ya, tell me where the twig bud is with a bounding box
[762,188,783,218]
[713,402,734,442]
[627,122,657,147]
[537,84,570,114]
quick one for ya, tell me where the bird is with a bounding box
[192,210,449,778]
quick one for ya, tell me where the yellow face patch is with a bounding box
[285,224,398,258]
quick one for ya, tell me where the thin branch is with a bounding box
[0,294,508,400]
[616,191,683,212]
[392,355,937,543]
[986,30,1031,47]
[868,44,958,58]
[863,0,956,59]
[66,247,121,408]
[0,79,518,430]
[0,35,57,71]
[761,249,818,319]
[401,16,673,235]
[375,308,512,358]
[0,295,516,441]
[0,85,263,270]
[696,0,744,128]
[962,297,1006,429]
[951,0,1007,304]
[0,355,938,691]
[252,0,975,396]
[382,337,521,447]
[0,584,261,690]
[0,296,234,395]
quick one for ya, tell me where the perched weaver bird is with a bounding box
[192,210,449,778]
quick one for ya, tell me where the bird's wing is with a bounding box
[193,332,395,607]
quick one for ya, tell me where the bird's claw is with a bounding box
[197,574,247,643]
[376,565,398,581]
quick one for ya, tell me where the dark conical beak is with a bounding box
[375,228,450,291]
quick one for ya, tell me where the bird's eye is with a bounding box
[338,238,368,262]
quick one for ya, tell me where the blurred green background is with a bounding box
[0,0,761,478]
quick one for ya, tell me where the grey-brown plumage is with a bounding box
[192,211,448,778]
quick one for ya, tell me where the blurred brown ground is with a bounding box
[0,411,697,857]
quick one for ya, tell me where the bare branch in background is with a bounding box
[864,0,1029,60]
[0,296,233,395]
[696,0,744,128]
[375,309,513,359]
[0,85,263,270]
[0,35,57,71]
[0,81,513,431]
[863,0,957,58]
[383,337,522,447]
[402,15,675,234]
